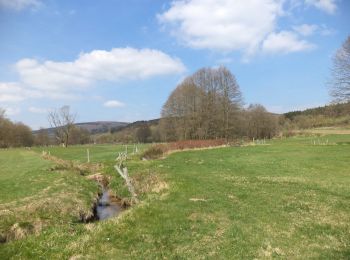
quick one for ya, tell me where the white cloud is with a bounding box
[158,0,338,57]
[0,0,41,11]
[305,0,337,14]
[158,0,284,55]
[28,106,47,114]
[15,48,185,96]
[0,82,41,103]
[292,23,335,37]
[293,24,318,36]
[0,48,185,105]
[319,24,336,35]
[0,82,25,102]
[3,106,21,116]
[8,47,185,101]
[103,100,125,108]
[262,31,316,54]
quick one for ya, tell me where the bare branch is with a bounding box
[47,106,76,147]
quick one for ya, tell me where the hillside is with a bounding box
[283,102,350,129]
[284,102,350,120]
[95,119,160,143]
[34,121,129,135]
[112,119,160,133]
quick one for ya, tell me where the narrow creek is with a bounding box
[95,187,123,220]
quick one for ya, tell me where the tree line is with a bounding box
[0,107,91,148]
[0,109,34,148]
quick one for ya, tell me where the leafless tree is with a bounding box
[48,106,76,147]
[160,66,243,141]
[329,36,350,103]
[246,104,278,139]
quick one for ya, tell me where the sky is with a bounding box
[0,0,349,129]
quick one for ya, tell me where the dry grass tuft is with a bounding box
[189,198,208,202]
[86,173,110,186]
[132,173,169,196]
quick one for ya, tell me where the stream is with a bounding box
[95,188,123,220]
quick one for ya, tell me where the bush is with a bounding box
[141,146,165,159]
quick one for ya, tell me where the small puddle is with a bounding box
[96,188,123,221]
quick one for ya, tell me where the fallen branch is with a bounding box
[114,165,139,203]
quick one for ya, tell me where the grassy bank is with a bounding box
[0,149,98,249]
[1,135,349,258]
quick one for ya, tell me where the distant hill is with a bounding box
[34,121,129,135]
[94,118,160,143]
[112,119,160,133]
[284,102,350,120]
[75,121,129,134]
[283,102,350,129]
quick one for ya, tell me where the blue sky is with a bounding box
[0,0,349,129]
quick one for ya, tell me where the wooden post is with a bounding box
[87,149,90,163]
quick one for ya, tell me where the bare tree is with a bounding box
[160,66,243,141]
[246,104,278,139]
[329,36,350,102]
[48,106,76,147]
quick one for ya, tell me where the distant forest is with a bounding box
[283,102,350,130]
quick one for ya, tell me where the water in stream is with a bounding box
[96,189,122,220]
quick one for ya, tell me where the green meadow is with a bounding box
[0,135,349,259]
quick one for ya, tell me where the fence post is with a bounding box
[87,149,90,163]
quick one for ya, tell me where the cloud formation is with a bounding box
[293,24,318,36]
[158,0,337,56]
[1,47,186,103]
[0,0,41,11]
[103,100,125,108]
[262,31,316,54]
[305,0,337,14]
[158,0,283,55]
[0,82,40,102]
[16,48,185,91]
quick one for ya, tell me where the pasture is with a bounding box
[0,135,349,259]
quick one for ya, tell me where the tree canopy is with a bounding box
[160,66,243,140]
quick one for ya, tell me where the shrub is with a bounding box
[141,146,165,159]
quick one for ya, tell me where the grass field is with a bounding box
[0,135,349,259]
[295,127,350,135]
